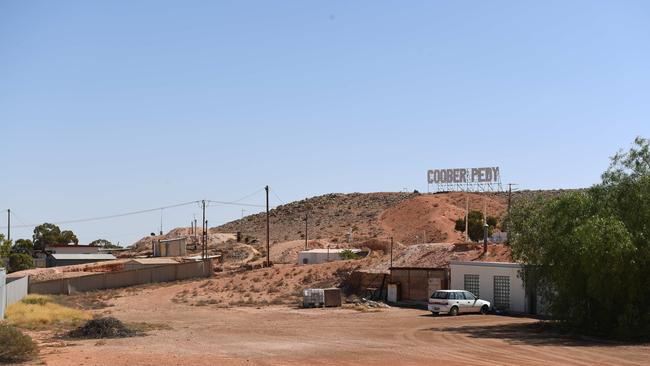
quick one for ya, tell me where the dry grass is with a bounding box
[6,294,92,330]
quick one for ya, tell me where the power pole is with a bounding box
[240,209,246,238]
[201,200,206,260]
[465,196,469,241]
[7,209,10,241]
[390,236,394,268]
[304,212,308,251]
[507,183,517,219]
[159,209,163,235]
[265,185,270,267]
[204,220,208,258]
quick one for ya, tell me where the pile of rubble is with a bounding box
[346,295,390,309]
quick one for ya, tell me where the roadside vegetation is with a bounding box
[5,294,92,330]
[0,323,38,363]
[508,137,650,340]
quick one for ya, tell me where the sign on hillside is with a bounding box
[427,167,502,192]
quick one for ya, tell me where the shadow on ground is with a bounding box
[426,321,644,348]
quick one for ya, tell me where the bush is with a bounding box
[67,317,136,339]
[6,295,91,329]
[510,137,650,339]
[0,323,38,362]
[7,252,34,273]
[339,249,358,260]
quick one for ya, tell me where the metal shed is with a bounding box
[389,267,449,305]
[154,237,187,257]
[46,253,116,268]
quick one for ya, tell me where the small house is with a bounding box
[450,261,539,314]
[45,244,100,255]
[298,248,362,265]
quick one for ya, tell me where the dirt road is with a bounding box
[30,281,648,366]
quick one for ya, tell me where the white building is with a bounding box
[298,248,362,265]
[450,261,530,314]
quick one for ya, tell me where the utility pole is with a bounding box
[390,237,394,268]
[304,212,308,251]
[465,196,469,241]
[204,220,208,258]
[240,209,246,237]
[159,209,163,235]
[7,209,10,241]
[201,200,206,260]
[507,183,517,219]
[265,185,270,267]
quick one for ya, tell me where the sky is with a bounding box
[1,1,649,246]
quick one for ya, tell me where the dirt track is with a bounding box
[32,281,649,366]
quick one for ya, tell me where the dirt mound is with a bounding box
[68,317,136,339]
[380,193,507,244]
[214,192,417,244]
[367,243,512,270]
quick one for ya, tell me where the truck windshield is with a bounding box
[431,291,450,299]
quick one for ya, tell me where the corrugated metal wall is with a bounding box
[390,268,449,302]
[30,259,213,295]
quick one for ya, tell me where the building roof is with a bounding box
[46,244,98,248]
[390,266,448,271]
[299,248,361,254]
[124,258,179,265]
[449,260,522,268]
[49,253,116,260]
[159,237,187,243]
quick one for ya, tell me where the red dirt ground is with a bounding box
[25,278,649,366]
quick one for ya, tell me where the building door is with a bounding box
[428,277,441,298]
[493,276,510,310]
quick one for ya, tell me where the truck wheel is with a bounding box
[480,305,489,314]
[449,306,459,316]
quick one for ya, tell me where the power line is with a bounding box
[0,200,200,229]
[206,200,266,208]
[269,188,286,205]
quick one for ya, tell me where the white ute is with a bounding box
[428,290,491,316]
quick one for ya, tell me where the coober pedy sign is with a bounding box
[427,167,502,192]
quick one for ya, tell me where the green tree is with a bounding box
[32,223,78,251]
[0,233,11,258]
[89,239,121,248]
[12,239,33,254]
[7,253,35,273]
[455,211,495,242]
[60,230,79,245]
[509,137,650,339]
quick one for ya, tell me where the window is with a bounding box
[431,291,449,299]
[464,274,480,297]
[493,276,510,310]
[463,291,476,300]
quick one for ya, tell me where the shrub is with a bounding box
[67,317,136,339]
[6,295,91,329]
[7,252,34,273]
[0,323,37,362]
[339,249,358,260]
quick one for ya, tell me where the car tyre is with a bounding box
[431,312,438,316]
[480,305,489,315]
[449,306,459,316]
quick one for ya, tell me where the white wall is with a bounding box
[0,269,6,320]
[450,261,527,313]
[298,252,342,265]
[6,276,28,307]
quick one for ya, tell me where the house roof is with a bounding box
[449,260,522,268]
[49,253,116,260]
[159,237,187,243]
[299,248,361,254]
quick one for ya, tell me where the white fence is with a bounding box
[0,269,5,320]
[6,276,29,306]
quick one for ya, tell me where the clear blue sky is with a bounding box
[2,1,649,245]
